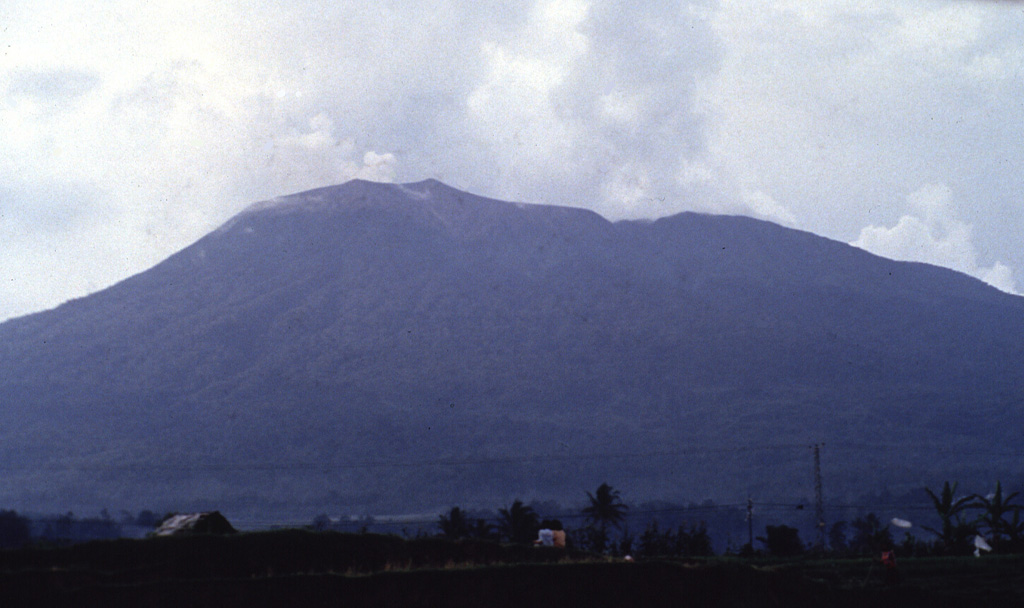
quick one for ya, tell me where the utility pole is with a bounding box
[812,443,826,551]
[746,496,754,553]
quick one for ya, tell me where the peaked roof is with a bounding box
[154,511,236,536]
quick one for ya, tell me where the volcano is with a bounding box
[1,179,1022,520]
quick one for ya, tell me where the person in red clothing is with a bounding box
[881,548,899,585]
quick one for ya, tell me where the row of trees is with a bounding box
[434,480,1024,558]
[438,482,635,554]
[916,481,1024,555]
[816,481,1023,558]
[0,509,172,548]
[750,481,1024,558]
[438,483,711,557]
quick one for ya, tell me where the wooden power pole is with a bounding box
[812,443,826,551]
[746,496,754,552]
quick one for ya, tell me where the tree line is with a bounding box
[0,479,1018,558]
[430,480,1024,559]
[0,509,163,548]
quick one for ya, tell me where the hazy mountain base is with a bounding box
[0,384,1016,521]
[0,383,1008,522]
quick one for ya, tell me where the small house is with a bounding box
[154,511,236,536]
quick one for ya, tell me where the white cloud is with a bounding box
[889,3,982,56]
[597,91,641,125]
[0,6,408,320]
[2,0,1024,319]
[356,151,398,183]
[676,158,713,187]
[458,0,719,217]
[852,184,1018,294]
[741,189,797,225]
[601,163,653,211]
[463,1,592,198]
[981,262,1017,295]
[699,2,1024,223]
[259,113,398,195]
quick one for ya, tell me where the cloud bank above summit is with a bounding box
[1,0,1023,320]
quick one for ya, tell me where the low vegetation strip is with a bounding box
[0,559,823,608]
[0,529,581,579]
[1,530,1023,606]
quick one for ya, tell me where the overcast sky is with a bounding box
[2,0,1023,321]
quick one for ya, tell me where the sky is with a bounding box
[2,0,1023,321]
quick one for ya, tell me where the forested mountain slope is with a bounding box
[1,179,1021,518]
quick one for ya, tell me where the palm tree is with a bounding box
[1003,508,1024,552]
[438,507,471,539]
[848,513,893,555]
[972,482,1022,551]
[469,517,497,541]
[581,483,628,552]
[583,483,628,530]
[498,500,539,544]
[923,481,976,555]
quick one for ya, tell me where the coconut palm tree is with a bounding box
[583,483,628,530]
[469,517,497,541]
[581,483,628,552]
[498,500,539,544]
[438,506,471,539]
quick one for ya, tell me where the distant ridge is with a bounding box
[0,179,1022,520]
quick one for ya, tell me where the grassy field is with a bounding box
[1,530,1022,607]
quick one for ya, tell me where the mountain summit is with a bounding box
[1,180,1022,518]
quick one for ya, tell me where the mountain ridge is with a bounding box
[0,179,1021,519]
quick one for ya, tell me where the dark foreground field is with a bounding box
[1,530,1022,607]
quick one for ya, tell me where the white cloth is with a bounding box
[537,528,554,547]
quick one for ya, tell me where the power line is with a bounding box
[236,500,941,530]
[0,443,815,472]
[825,442,1024,457]
[2,441,1022,472]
